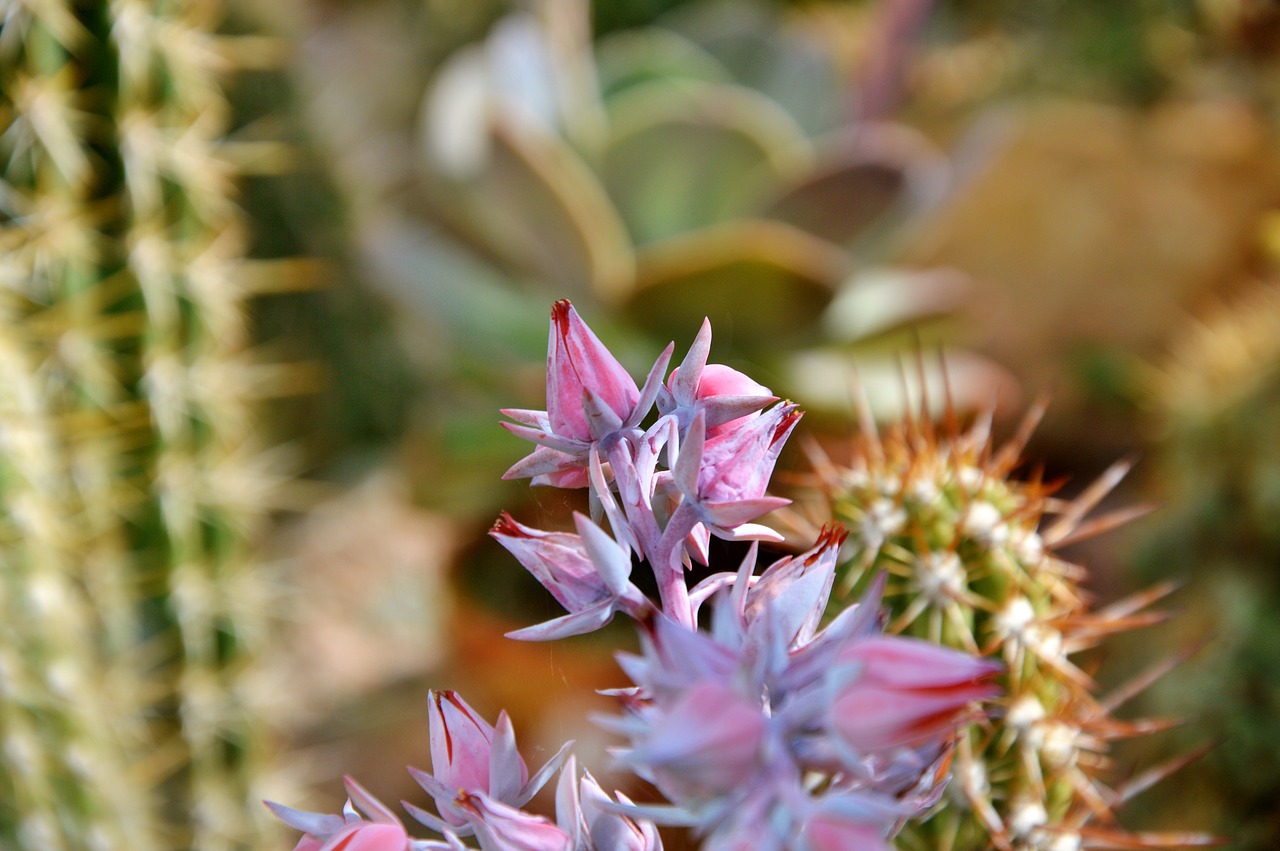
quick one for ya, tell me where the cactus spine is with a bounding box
[801,395,1209,850]
[1,2,294,847]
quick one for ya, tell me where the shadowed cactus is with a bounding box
[793,391,1216,850]
[0,2,307,848]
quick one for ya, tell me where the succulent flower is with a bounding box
[273,299,1003,851]
[409,690,571,836]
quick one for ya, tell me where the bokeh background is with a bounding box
[3,0,1280,848]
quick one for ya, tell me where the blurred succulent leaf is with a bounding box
[594,25,732,99]
[356,213,548,371]
[661,0,847,135]
[779,346,1019,420]
[823,266,970,343]
[423,118,634,304]
[424,13,563,178]
[624,219,842,348]
[762,124,951,247]
[601,80,810,245]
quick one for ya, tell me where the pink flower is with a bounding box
[546,299,639,441]
[658,319,776,436]
[457,792,574,851]
[670,405,800,538]
[829,636,1002,752]
[799,811,890,851]
[291,822,411,851]
[622,681,768,803]
[501,301,670,488]
[410,691,569,832]
[267,776,421,851]
[429,690,519,802]
[554,756,664,851]
[489,512,650,641]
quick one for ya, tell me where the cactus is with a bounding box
[0,2,300,848]
[796,391,1215,850]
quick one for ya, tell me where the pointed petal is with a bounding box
[574,512,631,595]
[488,712,529,803]
[628,343,675,429]
[670,318,712,405]
[344,775,402,825]
[517,740,575,807]
[263,801,346,836]
[505,603,618,641]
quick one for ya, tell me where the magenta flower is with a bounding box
[829,637,1002,753]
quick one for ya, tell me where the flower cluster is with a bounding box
[269,300,1002,850]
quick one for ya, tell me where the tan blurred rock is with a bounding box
[906,98,1280,457]
[265,471,457,731]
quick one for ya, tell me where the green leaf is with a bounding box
[423,118,635,304]
[594,26,732,100]
[624,219,842,350]
[600,80,810,245]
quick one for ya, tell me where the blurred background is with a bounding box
[2,0,1280,848]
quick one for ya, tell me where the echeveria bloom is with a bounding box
[798,811,890,851]
[410,691,569,833]
[659,319,776,436]
[502,301,670,489]
[623,681,768,803]
[267,777,430,851]
[457,792,574,851]
[830,637,1002,752]
[292,823,413,851]
[546,299,639,441]
[490,512,650,641]
[554,756,664,851]
[669,406,799,539]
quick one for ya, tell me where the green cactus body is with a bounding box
[806,403,1196,851]
[1,2,291,847]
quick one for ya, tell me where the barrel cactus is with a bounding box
[797,395,1216,850]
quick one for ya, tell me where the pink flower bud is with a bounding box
[831,637,1001,752]
[799,812,890,851]
[426,691,529,828]
[547,300,638,442]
